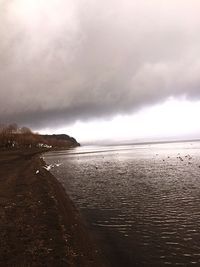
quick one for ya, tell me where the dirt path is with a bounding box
[0,150,108,267]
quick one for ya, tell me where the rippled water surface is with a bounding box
[44,142,200,266]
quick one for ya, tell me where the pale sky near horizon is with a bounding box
[0,0,200,143]
[40,98,200,144]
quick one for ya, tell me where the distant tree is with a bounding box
[0,123,78,150]
[20,127,32,134]
[7,123,18,134]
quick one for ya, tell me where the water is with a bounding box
[44,141,200,266]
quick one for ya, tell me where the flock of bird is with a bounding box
[157,153,200,168]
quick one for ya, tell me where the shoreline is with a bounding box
[0,150,108,267]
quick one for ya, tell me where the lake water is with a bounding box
[44,141,200,266]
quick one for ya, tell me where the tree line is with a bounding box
[0,123,78,149]
[0,123,44,149]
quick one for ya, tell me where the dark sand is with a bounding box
[0,150,108,267]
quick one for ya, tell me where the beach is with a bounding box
[0,150,107,267]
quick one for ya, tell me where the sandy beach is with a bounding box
[0,150,107,267]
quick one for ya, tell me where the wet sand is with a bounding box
[0,150,108,267]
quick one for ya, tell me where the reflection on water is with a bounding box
[44,141,200,266]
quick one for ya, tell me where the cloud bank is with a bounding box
[0,0,200,128]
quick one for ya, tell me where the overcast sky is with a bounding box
[0,0,200,142]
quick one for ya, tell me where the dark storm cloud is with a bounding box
[0,0,200,128]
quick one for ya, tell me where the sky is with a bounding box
[0,0,200,143]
